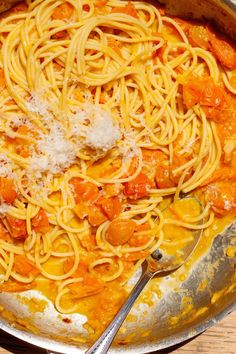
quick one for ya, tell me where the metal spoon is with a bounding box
[86,197,203,354]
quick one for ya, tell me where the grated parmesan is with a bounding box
[118,130,139,160]
[29,174,53,200]
[0,154,14,178]
[223,199,232,211]
[85,114,120,151]
[27,99,121,175]
[70,104,120,152]
[30,123,76,175]
[26,92,51,119]
[0,203,10,214]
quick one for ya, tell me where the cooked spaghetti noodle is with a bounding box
[0,0,235,335]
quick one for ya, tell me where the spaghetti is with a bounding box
[0,0,235,335]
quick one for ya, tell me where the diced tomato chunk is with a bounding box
[173,18,192,33]
[107,37,121,56]
[204,182,236,216]
[142,149,167,164]
[52,30,69,39]
[229,75,236,90]
[111,1,138,18]
[83,4,90,12]
[0,177,17,204]
[155,152,192,188]
[6,216,27,239]
[79,233,96,251]
[104,183,123,197]
[135,223,150,232]
[13,125,37,144]
[31,209,50,233]
[155,163,176,189]
[11,2,28,13]
[13,255,39,277]
[11,125,36,158]
[188,25,209,49]
[178,21,236,69]
[124,173,152,200]
[16,125,30,137]
[69,275,105,298]
[73,201,89,220]
[70,178,99,203]
[128,233,150,247]
[207,26,236,70]
[74,200,107,226]
[64,259,88,277]
[183,76,226,110]
[94,0,108,7]
[0,222,10,242]
[88,206,107,226]
[52,2,74,20]
[0,281,34,293]
[216,111,236,145]
[201,165,236,186]
[152,42,167,63]
[97,196,121,220]
[0,69,6,91]
[106,218,136,246]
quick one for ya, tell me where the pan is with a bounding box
[0,1,235,353]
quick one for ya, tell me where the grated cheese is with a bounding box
[26,92,51,119]
[85,114,120,151]
[118,130,139,160]
[9,113,33,128]
[0,203,9,214]
[0,154,14,178]
[30,123,76,174]
[29,175,52,200]
[28,100,121,175]
[70,104,120,152]
[223,199,233,211]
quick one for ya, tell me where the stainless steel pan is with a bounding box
[0,1,236,353]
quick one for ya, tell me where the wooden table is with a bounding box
[0,310,236,354]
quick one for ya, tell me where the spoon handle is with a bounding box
[86,271,153,354]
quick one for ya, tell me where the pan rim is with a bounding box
[0,297,235,353]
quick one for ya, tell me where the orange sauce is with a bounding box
[17,296,48,314]
[28,208,234,339]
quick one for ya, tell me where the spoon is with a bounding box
[86,197,203,354]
